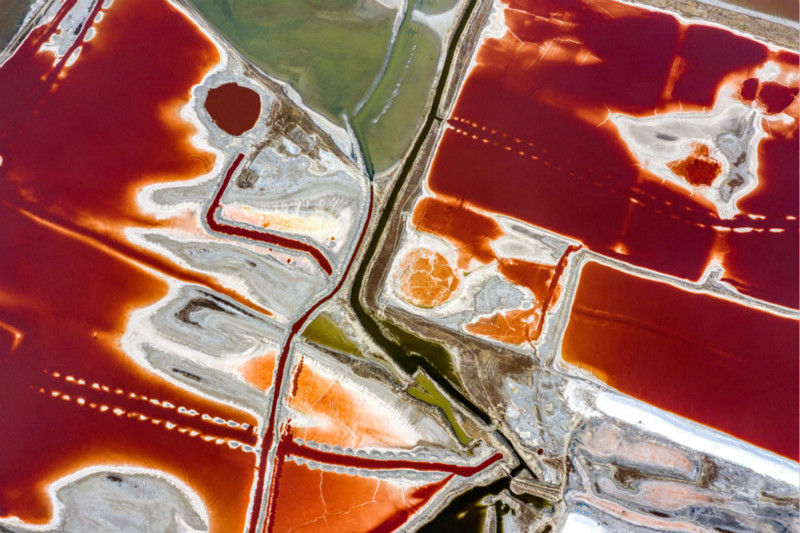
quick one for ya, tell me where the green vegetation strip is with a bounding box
[301,314,361,356]
[408,372,471,446]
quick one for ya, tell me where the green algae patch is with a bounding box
[353,19,441,172]
[408,371,470,446]
[302,313,362,356]
[188,0,449,173]
[188,0,394,122]
[0,0,32,50]
[378,319,462,389]
[418,0,459,14]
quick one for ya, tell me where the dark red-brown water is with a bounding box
[427,0,799,309]
[205,83,261,135]
[562,261,799,460]
[0,0,262,530]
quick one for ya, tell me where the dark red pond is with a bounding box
[562,261,799,460]
[205,82,261,135]
[427,0,799,309]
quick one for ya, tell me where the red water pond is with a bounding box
[205,82,261,135]
[562,261,799,460]
[0,0,261,530]
[427,0,799,309]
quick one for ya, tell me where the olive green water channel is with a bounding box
[188,0,445,173]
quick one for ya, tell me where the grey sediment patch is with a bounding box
[0,470,208,533]
[131,230,328,322]
[147,285,283,358]
[473,276,526,315]
[144,346,269,412]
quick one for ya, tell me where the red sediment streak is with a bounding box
[7,202,275,318]
[265,422,497,533]
[289,355,304,397]
[466,245,580,345]
[247,190,374,533]
[207,155,334,275]
[562,261,799,460]
[411,193,582,344]
[411,196,503,268]
[205,83,261,135]
[283,435,503,476]
[666,143,722,187]
[757,81,799,114]
[532,244,580,338]
[427,0,799,309]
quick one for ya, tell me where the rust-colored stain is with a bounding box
[757,81,799,114]
[411,196,503,268]
[395,247,460,308]
[667,143,722,187]
[497,258,557,303]
[238,351,277,391]
[208,155,334,275]
[204,82,261,135]
[739,77,759,101]
[285,358,417,449]
[270,460,450,533]
[466,308,541,346]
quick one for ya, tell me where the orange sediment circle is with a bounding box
[394,247,460,308]
[204,83,262,136]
